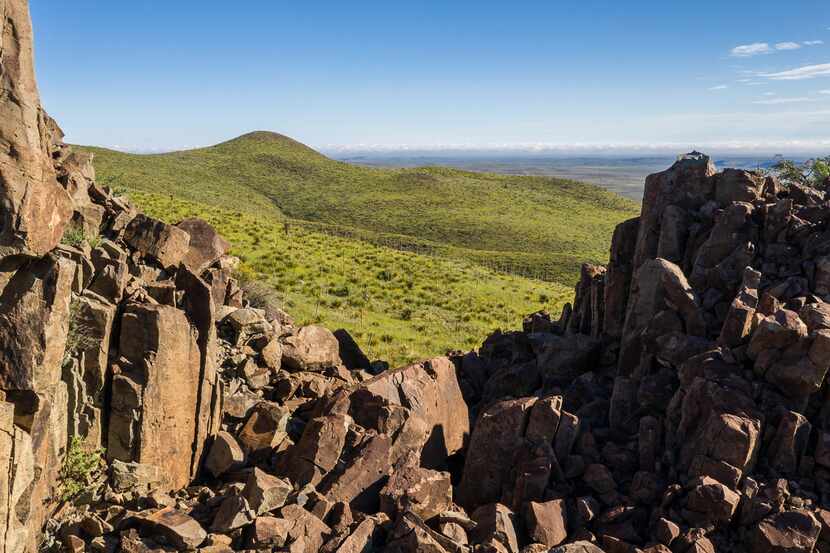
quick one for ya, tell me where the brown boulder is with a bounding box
[123,214,191,269]
[458,397,536,509]
[749,510,820,553]
[176,218,231,273]
[241,468,292,515]
[282,325,342,371]
[524,500,568,547]
[135,507,207,550]
[380,452,452,521]
[204,431,245,478]
[281,413,351,487]
[237,401,290,455]
[470,503,519,553]
[685,476,740,524]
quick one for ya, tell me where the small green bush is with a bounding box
[60,224,87,248]
[59,436,104,502]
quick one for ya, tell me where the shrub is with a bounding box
[238,277,284,320]
[60,224,87,248]
[59,436,104,502]
[64,301,98,366]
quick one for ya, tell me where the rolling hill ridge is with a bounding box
[82,131,638,283]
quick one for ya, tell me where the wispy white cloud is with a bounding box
[761,63,830,80]
[820,90,830,94]
[730,40,823,57]
[709,84,729,91]
[775,41,802,51]
[731,43,772,57]
[752,97,814,105]
[762,92,777,96]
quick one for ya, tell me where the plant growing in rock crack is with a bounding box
[59,436,104,503]
[60,223,103,249]
[60,224,87,248]
[63,300,99,366]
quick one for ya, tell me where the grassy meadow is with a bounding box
[81,132,639,365]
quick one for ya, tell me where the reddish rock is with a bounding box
[123,214,191,269]
[750,510,820,553]
[685,476,741,524]
[458,397,536,509]
[176,218,230,273]
[282,325,342,371]
[380,452,452,521]
[524,499,568,547]
[135,507,207,550]
[204,431,245,478]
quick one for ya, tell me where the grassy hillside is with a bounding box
[130,191,573,365]
[80,132,639,365]
[83,132,638,283]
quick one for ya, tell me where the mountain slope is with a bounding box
[82,131,639,282]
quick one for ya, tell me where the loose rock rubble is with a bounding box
[4,1,830,552]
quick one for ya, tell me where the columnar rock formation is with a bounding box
[3,1,830,552]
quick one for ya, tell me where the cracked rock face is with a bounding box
[0,0,72,259]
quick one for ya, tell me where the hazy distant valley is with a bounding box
[338,153,796,200]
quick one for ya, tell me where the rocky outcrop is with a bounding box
[0,0,73,259]
[5,1,830,551]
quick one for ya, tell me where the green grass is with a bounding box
[78,132,638,365]
[130,192,573,365]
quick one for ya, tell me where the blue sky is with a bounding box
[30,1,830,153]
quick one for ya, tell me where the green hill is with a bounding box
[83,131,638,283]
[79,132,639,365]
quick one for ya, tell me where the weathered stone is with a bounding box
[237,401,290,456]
[279,504,331,553]
[470,503,519,553]
[352,357,469,468]
[135,507,207,550]
[549,542,605,553]
[525,395,563,444]
[385,511,454,553]
[0,256,73,391]
[241,468,292,515]
[332,517,378,553]
[124,214,191,269]
[322,431,392,515]
[685,476,740,524]
[583,463,616,495]
[204,431,245,478]
[605,218,641,339]
[260,338,283,371]
[109,459,163,493]
[524,499,567,547]
[0,0,73,260]
[247,516,291,549]
[750,510,820,553]
[458,397,536,510]
[108,303,203,491]
[282,325,342,371]
[767,411,811,476]
[281,413,351,487]
[176,218,230,273]
[380,452,452,521]
[211,495,255,533]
